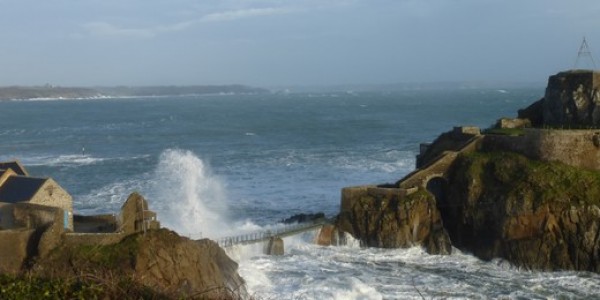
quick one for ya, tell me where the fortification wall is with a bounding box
[530,129,600,170]
[483,134,531,156]
[483,129,600,170]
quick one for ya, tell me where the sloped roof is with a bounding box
[0,161,28,176]
[0,169,12,178]
[0,176,47,203]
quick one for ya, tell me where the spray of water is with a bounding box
[150,149,232,239]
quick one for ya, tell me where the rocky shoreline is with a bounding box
[332,70,600,272]
[3,70,600,298]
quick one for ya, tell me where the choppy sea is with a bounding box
[1,89,599,299]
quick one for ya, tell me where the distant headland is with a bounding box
[0,84,269,101]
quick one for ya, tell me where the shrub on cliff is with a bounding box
[0,274,165,299]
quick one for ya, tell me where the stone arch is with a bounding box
[425,176,448,207]
[425,176,463,246]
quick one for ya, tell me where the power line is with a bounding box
[574,37,597,70]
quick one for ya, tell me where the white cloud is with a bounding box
[201,7,294,22]
[82,7,295,39]
[83,22,156,38]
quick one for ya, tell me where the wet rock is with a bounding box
[282,212,325,224]
[336,186,452,254]
[316,224,341,246]
[266,237,284,255]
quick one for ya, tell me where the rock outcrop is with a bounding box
[336,187,451,254]
[519,70,600,127]
[33,229,246,298]
[444,151,600,271]
[335,70,600,272]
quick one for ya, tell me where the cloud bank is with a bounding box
[83,7,295,38]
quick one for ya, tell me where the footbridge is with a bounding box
[215,219,332,255]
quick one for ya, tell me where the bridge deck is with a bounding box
[216,220,330,248]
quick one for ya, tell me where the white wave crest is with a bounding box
[23,154,106,167]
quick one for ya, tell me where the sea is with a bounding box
[1,89,599,299]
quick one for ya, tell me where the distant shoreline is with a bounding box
[0,85,269,101]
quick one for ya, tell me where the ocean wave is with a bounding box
[21,154,107,167]
[19,154,151,168]
[237,239,600,299]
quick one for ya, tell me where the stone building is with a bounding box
[0,160,161,274]
[0,162,73,230]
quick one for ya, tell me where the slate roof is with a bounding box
[0,176,47,203]
[0,162,28,176]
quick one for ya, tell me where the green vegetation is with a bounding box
[69,235,140,269]
[483,127,525,136]
[458,151,600,207]
[0,274,165,300]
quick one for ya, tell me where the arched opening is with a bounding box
[426,177,448,207]
[426,176,461,244]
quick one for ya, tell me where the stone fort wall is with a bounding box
[483,128,600,170]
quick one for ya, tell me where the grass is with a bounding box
[458,151,600,208]
[483,127,525,136]
[0,274,166,300]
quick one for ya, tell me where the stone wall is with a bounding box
[11,202,63,229]
[416,127,480,168]
[0,203,14,229]
[0,228,35,274]
[484,129,600,170]
[30,178,73,230]
[74,214,117,233]
[119,193,160,235]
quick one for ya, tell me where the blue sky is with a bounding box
[1,0,599,87]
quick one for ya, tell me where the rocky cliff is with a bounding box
[22,229,245,299]
[444,151,600,271]
[335,70,600,272]
[519,70,600,127]
[336,187,452,254]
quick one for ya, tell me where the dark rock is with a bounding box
[336,187,452,254]
[282,212,325,224]
[518,98,545,127]
[444,152,600,271]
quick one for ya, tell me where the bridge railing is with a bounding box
[216,220,330,248]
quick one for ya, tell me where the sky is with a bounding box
[1,0,599,87]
